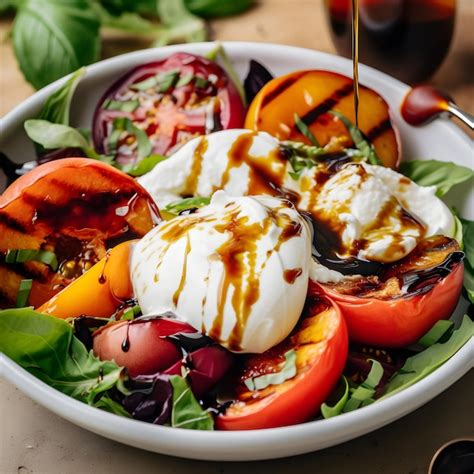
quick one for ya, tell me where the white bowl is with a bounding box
[0,42,473,461]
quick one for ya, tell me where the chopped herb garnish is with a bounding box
[157,70,179,92]
[5,249,58,272]
[244,349,297,391]
[194,76,209,89]
[16,279,33,308]
[108,117,152,160]
[120,304,141,321]
[165,197,211,215]
[281,141,325,180]
[321,376,349,419]
[176,73,194,87]
[294,113,320,146]
[130,75,158,91]
[104,99,140,113]
[342,359,384,412]
[330,110,381,165]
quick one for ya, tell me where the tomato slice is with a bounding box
[93,52,246,164]
[311,236,465,347]
[216,297,348,430]
[0,158,159,308]
[245,70,401,168]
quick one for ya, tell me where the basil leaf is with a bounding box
[399,160,474,197]
[165,196,211,215]
[5,249,58,272]
[104,99,140,113]
[184,0,253,18]
[294,113,320,146]
[24,119,89,150]
[330,110,381,165]
[12,0,100,89]
[321,376,349,418]
[417,320,454,348]
[155,0,206,46]
[120,154,167,177]
[0,308,126,405]
[176,73,195,88]
[382,315,474,398]
[244,349,297,391]
[169,375,214,430]
[38,67,85,125]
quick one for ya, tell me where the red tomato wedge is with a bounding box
[93,52,246,165]
[310,236,464,347]
[0,158,159,308]
[217,297,348,430]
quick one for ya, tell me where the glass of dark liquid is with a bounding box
[324,0,456,84]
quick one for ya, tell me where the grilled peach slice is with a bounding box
[0,158,159,308]
[245,70,401,168]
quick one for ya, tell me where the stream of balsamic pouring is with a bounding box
[352,0,360,127]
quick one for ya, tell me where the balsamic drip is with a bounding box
[121,322,131,352]
[303,212,386,277]
[400,251,464,296]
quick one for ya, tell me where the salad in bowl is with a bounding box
[0,43,472,436]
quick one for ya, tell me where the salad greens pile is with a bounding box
[1,0,254,89]
[0,308,214,429]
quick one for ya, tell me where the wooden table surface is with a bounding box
[1,1,473,473]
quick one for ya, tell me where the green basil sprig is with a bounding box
[294,113,320,146]
[164,197,211,215]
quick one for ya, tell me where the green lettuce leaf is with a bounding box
[0,308,126,405]
[399,160,473,197]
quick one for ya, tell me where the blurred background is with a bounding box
[1,0,473,117]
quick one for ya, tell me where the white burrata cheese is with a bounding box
[131,191,312,353]
[138,129,454,281]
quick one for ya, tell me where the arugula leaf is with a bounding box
[164,196,211,215]
[12,0,100,89]
[37,67,85,125]
[169,375,213,430]
[294,113,320,146]
[321,376,349,418]
[399,160,474,197]
[0,308,127,405]
[244,349,297,391]
[155,0,206,47]
[381,315,474,398]
[330,110,381,165]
